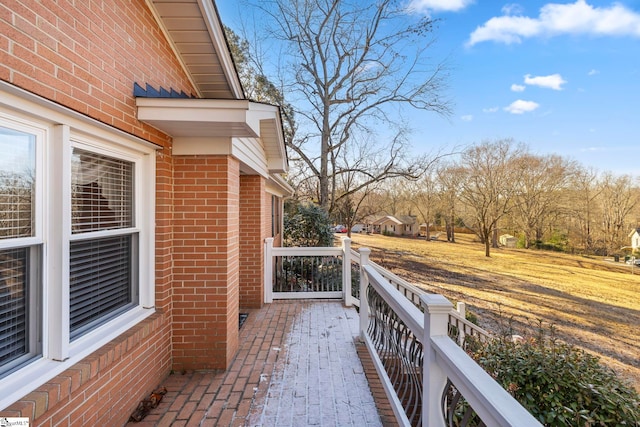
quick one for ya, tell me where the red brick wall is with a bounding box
[239,175,266,308]
[172,155,240,371]
[0,0,193,425]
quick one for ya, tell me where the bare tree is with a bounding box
[566,166,601,252]
[407,172,439,240]
[436,163,464,243]
[512,154,574,249]
[251,0,451,211]
[598,173,639,254]
[458,140,525,257]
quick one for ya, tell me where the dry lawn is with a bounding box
[347,232,640,391]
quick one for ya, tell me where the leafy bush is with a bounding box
[283,202,333,247]
[470,322,640,426]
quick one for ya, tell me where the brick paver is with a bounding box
[126,301,389,426]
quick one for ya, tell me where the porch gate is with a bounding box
[263,237,355,303]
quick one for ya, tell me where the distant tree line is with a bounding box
[334,139,639,257]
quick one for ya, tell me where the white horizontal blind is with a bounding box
[71,149,133,233]
[69,236,133,338]
[0,248,28,367]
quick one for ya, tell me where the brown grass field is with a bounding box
[347,232,640,391]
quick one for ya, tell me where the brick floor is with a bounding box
[126,301,393,427]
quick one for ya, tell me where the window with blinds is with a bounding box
[69,149,137,339]
[0,125,39,377]
[0,99,154,390]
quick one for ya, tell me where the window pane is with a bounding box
[0,248,29,368]
[69,235,135,339]
[0,127,35,239]
[71,149,133,233]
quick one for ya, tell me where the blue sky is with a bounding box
[217,0,640,176]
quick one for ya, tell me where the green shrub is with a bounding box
[283,202,333,247]
[471,322,640,426]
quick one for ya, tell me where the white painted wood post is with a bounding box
[342,237,352,306]
[421,294,453,427]
[457,301,466,346]
[358,248,371,339]
[264,238,274,304]
[457,301,466,318]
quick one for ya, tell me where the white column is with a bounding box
[264,238,274,303]
[358,248,371,339]
[342,237,352,306]
[421,294,453,427]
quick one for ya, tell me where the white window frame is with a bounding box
[0,85,156,410]
[0,113,46,376]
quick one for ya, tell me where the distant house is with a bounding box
[499,234,517,248]
[629,228,640,249]
[373,215,417,236]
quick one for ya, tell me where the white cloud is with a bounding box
[483,106,499,113]
[524,73,567,90]
[580,146,605,152]
[511,84,526,92]
[502,3,525,16]
[504,99,540,114]
[408,0,474,13]
[467,0,640,46]
[461,114,474,121]
[588,69,599,76]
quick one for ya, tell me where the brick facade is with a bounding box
[0,1,283,425]
[172,155,241,371]
[239,175,267,308]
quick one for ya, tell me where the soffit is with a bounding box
[147,0,243,99]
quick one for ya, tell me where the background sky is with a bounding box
[217,0,640,177]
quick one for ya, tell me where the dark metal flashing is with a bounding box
[134,83,195,99]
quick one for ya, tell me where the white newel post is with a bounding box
[358,248,371,339]
[264,238,274,304]
[421,294,453,427]
[342,237,352,306]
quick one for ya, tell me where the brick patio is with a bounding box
[125,301,397,427]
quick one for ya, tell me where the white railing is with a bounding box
[359,250,542,427]
[264,237,541,426]
[264,237,354,304]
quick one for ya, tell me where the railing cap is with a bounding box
[420,294,453,313]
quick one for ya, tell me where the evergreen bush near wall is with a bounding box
[283,202,334,247]
[470,322,640,426]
